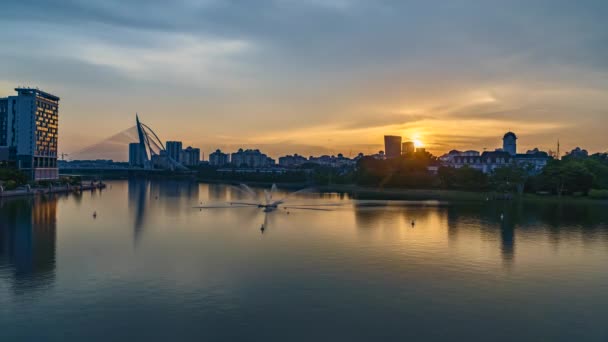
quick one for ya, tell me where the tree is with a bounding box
[539,160,595,196]
[455,166,488,190]
[490,165,528,194]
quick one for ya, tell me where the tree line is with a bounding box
[353,151,608,198]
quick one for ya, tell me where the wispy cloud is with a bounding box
[1,0,607,158]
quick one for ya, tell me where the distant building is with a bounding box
[384,135,402,158]
[447,132,549,174]
[231,149,274,168]
[181,146,200,167]
[503,132,517,156]
[278,154,307,167]
[129,142,145,167]
[515,149,549,173]
[166,141,182,163]
[451,151,513,173]
[371,151,385,160]
[0,88,60,180]
[402,141,415,155]
[567,147,589,158]
[416,147,426,153]
[440,150,480,162]
[209,149,230,166]
[308,153,355,168]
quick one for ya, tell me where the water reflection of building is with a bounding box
[446,204,517,267]
[500,216,515,266]
[128,178,201,246]
[128,178,149,245]
[0,197,57,293]
[208,184,227,201]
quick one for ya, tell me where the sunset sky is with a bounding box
[1,0,607,160]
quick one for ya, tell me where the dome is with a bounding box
[503,132,517,140]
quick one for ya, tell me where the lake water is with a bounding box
[1,179,607,341]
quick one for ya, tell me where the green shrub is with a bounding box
[0,168,28,185]
[588,189,608,199]
[5,180,17,190]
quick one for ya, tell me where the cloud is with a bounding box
[1,0,607,157]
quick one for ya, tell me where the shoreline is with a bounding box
[317,184,608,204]
[0,183,106,198]
[37,174,608,204]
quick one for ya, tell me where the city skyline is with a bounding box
[1,1,607,159]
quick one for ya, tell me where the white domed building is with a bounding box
[448,132,550,174]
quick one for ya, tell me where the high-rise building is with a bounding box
[0,88,60,180]
[0,98,7,147]
[166,141,182,163]
[129,142,145,167]
[209,149,230,166]
[0,98,9,165]
[384,135,402,159]
[231,148,274,168]
[402,141,415,155]
[181,146,200,167]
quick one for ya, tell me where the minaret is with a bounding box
[557,139,561,160]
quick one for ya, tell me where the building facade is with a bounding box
[447,132,549,174]
[451,151,514,173]
[209,149,230,166]
[402,141,415,155]
[278,154,308,167]
[129,142,145,167]
[166,141,182,163]
[440,150,480,163]
[181,146,200,167]
[231,149,274,168]
[0,98,7,146]
[503,132,517,155]
[0,88,60,180]
[384,135,402,158]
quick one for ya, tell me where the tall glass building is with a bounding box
[0,88,60,180]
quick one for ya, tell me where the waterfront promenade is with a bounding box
[0,182,106,198]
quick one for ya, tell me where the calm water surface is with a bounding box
[1,179,607,341]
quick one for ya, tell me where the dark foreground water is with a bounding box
[1,179,607,341]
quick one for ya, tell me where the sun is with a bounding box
[413,138,424,148]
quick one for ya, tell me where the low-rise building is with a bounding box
[446,133,550,174]
[567,147,589,158]
[451,151,513,173]
[440,150,480,163]
[308,153,356,168]
[278,154,308,167]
